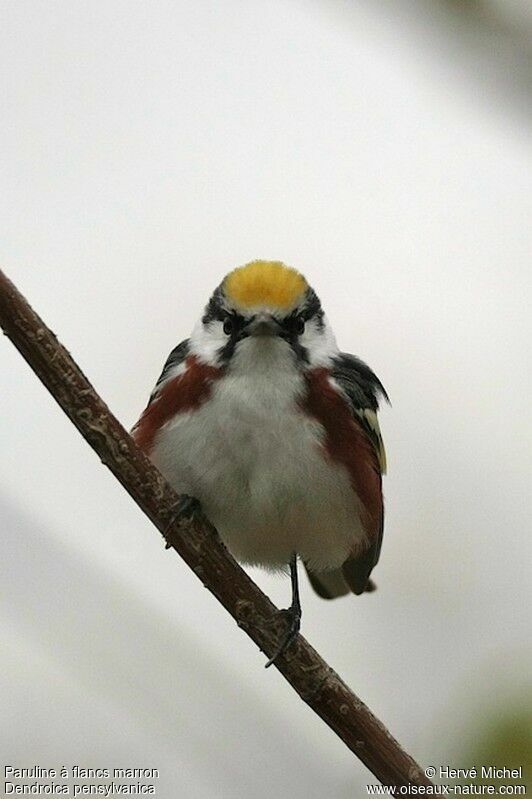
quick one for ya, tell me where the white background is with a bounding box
[1,1,531,796]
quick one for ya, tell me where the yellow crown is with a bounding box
[223,260,307,312]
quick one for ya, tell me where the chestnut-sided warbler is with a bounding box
[133,260,388,664]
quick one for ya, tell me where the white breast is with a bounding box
[151,338,367,572]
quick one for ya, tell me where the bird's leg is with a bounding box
[265,553,301,668]
[164,494,201,548]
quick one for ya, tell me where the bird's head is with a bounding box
[190,260,338,369]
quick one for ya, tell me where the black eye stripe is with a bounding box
[222,312,247,337]
[223,312,310,335]
[280,313,306,334]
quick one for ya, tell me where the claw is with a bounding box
[174,494,201,520]
[265,606,301,668]
[164,494,201,548]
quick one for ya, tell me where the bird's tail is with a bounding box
[305,563,377,599]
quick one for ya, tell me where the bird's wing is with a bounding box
[330,352,388,474]
[306,352,389,598]
[131,338,190,449]
[147,338,191,404]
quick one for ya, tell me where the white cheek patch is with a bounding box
[189,319,227,364]
[302,314,338,367]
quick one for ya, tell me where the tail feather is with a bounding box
[305,563,377,600]
[341,551,377,595]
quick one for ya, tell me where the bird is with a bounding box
[132,260,388,665]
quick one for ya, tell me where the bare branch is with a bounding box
[0,269,433,794]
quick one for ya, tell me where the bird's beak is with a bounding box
[246,313,281,337]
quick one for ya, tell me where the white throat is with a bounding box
[229,335,298,378]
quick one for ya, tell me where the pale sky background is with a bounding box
[1,1,531,797]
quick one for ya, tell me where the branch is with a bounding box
[0,269,433,794]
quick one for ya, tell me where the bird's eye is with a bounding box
[223,316,234,335]
[294,316,305,335]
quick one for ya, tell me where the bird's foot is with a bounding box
[265,605,301,668]
[175,494,201,521]
[164,494,201,548]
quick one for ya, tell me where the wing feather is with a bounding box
[306,352,389,598]
[148,338,190,403]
